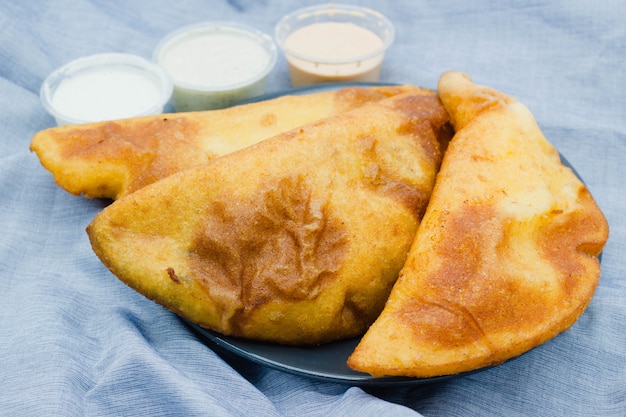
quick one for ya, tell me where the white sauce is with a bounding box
[159,31,272,88]
[51,66,162,122]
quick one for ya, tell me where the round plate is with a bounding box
[184,320,480,386]
[183,82,587,387]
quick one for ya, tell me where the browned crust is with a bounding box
[347,72,609,378]
[31,85,421,199]
[86,88,453,345]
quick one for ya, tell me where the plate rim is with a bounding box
[184,319,478,387]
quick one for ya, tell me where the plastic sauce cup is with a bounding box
[153,22,278,112]
[40,53,173,126]
[274,4,395,87]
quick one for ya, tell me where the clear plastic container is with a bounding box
[40,53,173,126]
[275,4,395,87]
[153,22,278,112]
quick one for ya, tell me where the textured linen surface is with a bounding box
[1,1,625,416]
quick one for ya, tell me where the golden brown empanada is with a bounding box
[86,88,453,345]
[31,85,419,199]
[347,71,609,377]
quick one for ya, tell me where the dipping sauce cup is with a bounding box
[274,4,395,87]
[153,22,278,112]
[40,53,173,126]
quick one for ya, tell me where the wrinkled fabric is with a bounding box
[1,1,625,416]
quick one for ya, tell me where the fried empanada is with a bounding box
[30,85,419,200]
[347,71,609,378]
[86,88,453,345]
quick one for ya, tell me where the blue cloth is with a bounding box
[1,1,625,416]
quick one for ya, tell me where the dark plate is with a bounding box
[184,82,589,387]
[185,320,479,386]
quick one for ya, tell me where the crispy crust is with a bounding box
[347,72,609,378]
[86,88,453,345]
[30,85,420,199]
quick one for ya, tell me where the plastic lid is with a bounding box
[153,22,278,92]
[40,53,173,125]
[274,4,395,64]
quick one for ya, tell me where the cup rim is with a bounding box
[40,52,173,125]
[153,21,278,93]
[274,4,396,65]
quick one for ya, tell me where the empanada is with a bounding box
[86,88,453,345]
[347,71,609,377]
[31,85,419,199]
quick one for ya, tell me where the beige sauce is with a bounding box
[283,22,385,86]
